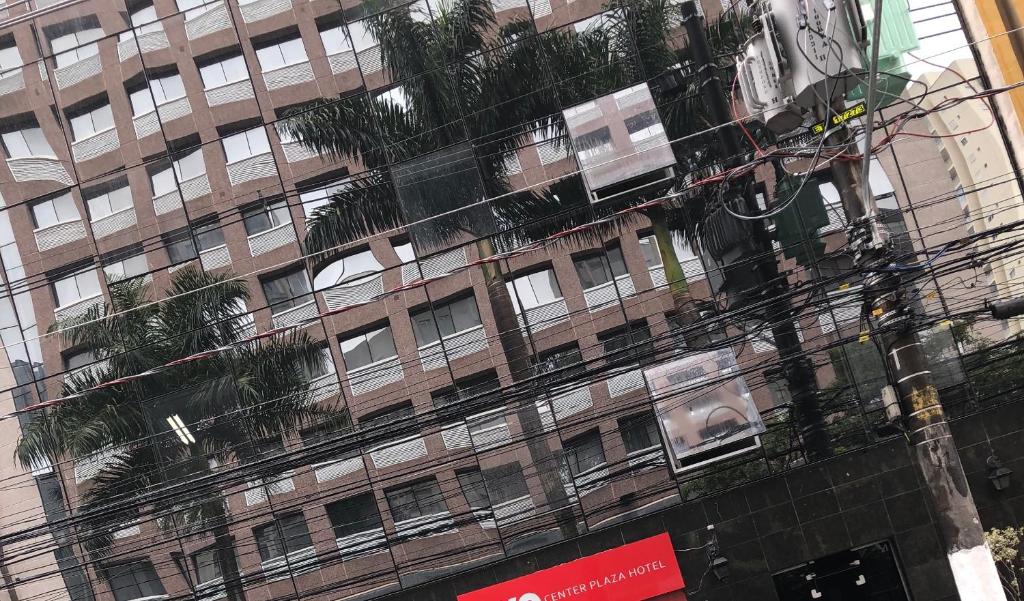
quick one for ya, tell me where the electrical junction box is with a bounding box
[737,0,867,134]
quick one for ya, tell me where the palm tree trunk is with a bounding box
[648,209,710,349]
[211,509,245,601]
[475,238,579,540]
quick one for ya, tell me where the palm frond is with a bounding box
[303,171,404,262]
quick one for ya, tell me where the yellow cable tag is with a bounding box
[926,292,937,300]
[871,307,884,316]
[838,282,850,290]
[859,331,870,343]
[941,319,953,328]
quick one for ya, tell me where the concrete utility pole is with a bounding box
[681,1,831,460]
[826,0,1005,595]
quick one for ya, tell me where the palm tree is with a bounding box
[16,269,343,601]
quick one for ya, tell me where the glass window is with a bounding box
[432,373,500,409]
[103,252,148,281]
[31,193,79,229]
[254,514,312,561]
[163,228,197,265]
[150,166,176,197]
[0,44,22,75]
[359,403,413,431]
[483,462,529,504]
[313,250,383,290]
[2,127,54,158]
[457,470,489,510]
[52,269,101,307]
[385,478,447,523]
[619,412,660,453]
[222,127,271,164]
[535,345,584,379]
[302,345,336,380]
[69,104,114,141]
[624,110,664,142]
[319,24,352,55]
[392,241,415,263]
[177,0,217,20]
[563,430,606,475]
[150,73,185,104]
[198,55,248,88]
[106,561,165,601]
[573,247,627,289]
[261,269,312,312]
[410,296,482,346]
[193,219,225,251]
[347,20,378,53]
[190,547,221,585]
[64,349,96,371]
[255,37,308,72]
[339,326,397,370]
[599,324,653,364]
[119,4,161,41]
[507,269,562,311]
[51,28,102,68]
[299,178,349,219]
[86,185,132,220]
[174,149,206,181]
[326,493,383,538]
[242,201,291,235]
[128,87,155,116]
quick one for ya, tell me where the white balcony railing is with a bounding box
[64,359,109,384]
[7,157,73,185]
[281,141,318,163]
[536,140,568,165]
[71,128,119,163]
[54,53,101,90]
[491,0,527,11]
[248,223,296,256]
[606,367,644,398]
[573,463,610,497]
[516,298,569,331]
[493,495,535,525]
[336,527,387,559]
[260,546,317,582]
[181,173,211,202]
[441,423,471,451]
[309,373,341,403]
[626,445,665,470]
[529,0,551,17]
[271,300,317,329]
[34,220,86,252]
[401,247,468,284]
[56,294,103,322]
[194,577,226,601]
[227,153,277,186]
[0,69,24,96]
[133,111,160,139]
[199,245,231,271]
[467,410,509,451]
[240,0,291,22]
[393,511,456,540]
[819,286,863,335]
[327,50,357,75]
[357,46,382,74]
[550,386,593,420]
[312,455,362,483]
[648,258,706,288]
[118,30,169,61]
[157,97,191,124]
[184,1,231,40]
[347,356,403,397]
[321,274,383,311]
[204,79,255,107]
[152,189,183,215]
[418,325,487,372]
[112,522,140,539]
[263,61,313,91]
[368,435,427,469]
[73,446,121,483]
[582,274,635,311]
[245,471,295,506]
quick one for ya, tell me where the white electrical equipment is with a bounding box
[736,0,867,134]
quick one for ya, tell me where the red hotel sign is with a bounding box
[457,533,685,601]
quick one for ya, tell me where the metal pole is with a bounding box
[682,1,831,460]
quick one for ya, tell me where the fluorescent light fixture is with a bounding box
[166,414,196,445]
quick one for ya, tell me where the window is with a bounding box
[303,345,336,380]
[573,247,627,289]
[190,548,221,586]
[163,228,197,264]
[255,37,308,72]
[299,179,349,219]
[431,372,499,409]
[0,43,22,77]
[194,218,225,251]
[339,326,397,370]
[639,234,702,275]
[52,268,102,308]
[51,28,103,69]
[563,430,606,476]
[624,110,663,142]
[64,349,97,371]
[177,0,217,20]
[3,126,54,159]
[31,193,79,229]
[314,250,383,289]
[410,296,482,346]
[242,201,291,236]
[198,55,248,89]
[68,103,114,141]
[119,4,161,41]
[347,20,378,54]
[86,184,132,220]
[102,248,148,281]
[222,127,271,164]
[150,73,186,105]
[254,514,313,561]
[244,436,285,463]
[318,23,352,55]
[619,412,660,453]
[385,478,447,523]
[574,126,612,162]
[106,561,165,601]
[359,402,413,432]
[507,269,562,311]
[326,493,383,538]
[151,150,206,195]
[392,240,415,263]
[535,345,585,379]
[457,470,489,510]
[261,269,312,312]
[483,462,529,504]
[600,324,653,365]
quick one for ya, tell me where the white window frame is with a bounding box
[52,269,102,309]
[118,4,162,41]
[3,127,56,159]
[255,37,309,72]
[198,55,249,90]
[0,44,23,78]
[51,28,103,69]
[69,104,115,142]
[177,0,217,21]
[222,127,271,164]
[86,186,133,221]
[31,193,80,230]
[299,179,349,220]
[318,24,353,56]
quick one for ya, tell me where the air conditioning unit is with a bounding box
[737,0,867,134]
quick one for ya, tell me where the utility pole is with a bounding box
[824,0,1006,595]
[681,1,831,460]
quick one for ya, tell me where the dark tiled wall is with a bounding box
[373,401,1024,601]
